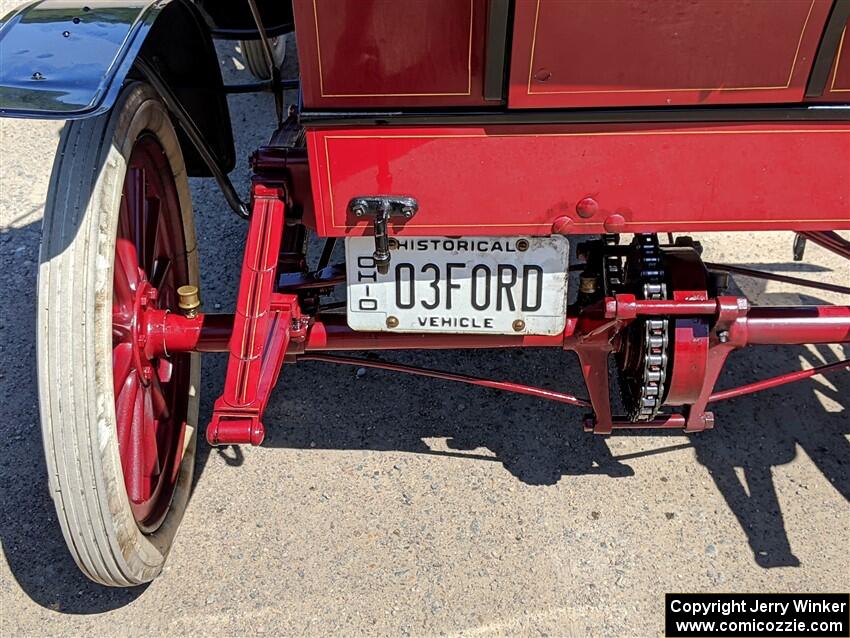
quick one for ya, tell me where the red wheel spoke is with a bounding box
[115,238,141,292]
[150,256,172,289]
[150,374,171,421]
[143,197,161,274]
[126,381,147,504]
[115,370,138,456]
[127,167,147,271]
[142,388,161,477]
[113,343,134,397]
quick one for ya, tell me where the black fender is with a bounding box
[0,0,234,175]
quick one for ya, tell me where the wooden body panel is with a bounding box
[508,0,832,109]
[307,123,850,237]
[292,0,488,108]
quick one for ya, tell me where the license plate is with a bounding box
[345,236,569,335]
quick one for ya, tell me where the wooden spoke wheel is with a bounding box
[38,83,200,586]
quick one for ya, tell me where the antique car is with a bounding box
[0,0,848,586]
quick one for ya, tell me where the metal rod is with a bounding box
[317,238,337,271]
[135,58,249,219]
[709,359,850,402]
[245,0,284,123]
[298,354,592,408]
[705,261,850,295]
[224,79,299,94]
[798,231,850,261]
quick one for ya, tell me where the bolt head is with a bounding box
[512,319,525,332]
[351,204,367,217]
[386,316,399,329]
[401,206,414,218]
[516,239,529,252]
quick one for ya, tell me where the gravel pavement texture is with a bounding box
[0,13,848,637]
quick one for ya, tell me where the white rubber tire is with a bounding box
[241,36,287,80]
[38,82,200,586]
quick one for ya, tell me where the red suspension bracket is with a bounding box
[206,183,306,446]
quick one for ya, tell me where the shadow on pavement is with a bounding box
[0,222,147,613]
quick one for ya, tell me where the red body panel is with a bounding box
[306,123,850,238]
[292,0,488,108]
[509,0,831,109]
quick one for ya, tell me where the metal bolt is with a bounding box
[512,319,525,332]
[717,329,729,343]
[401,206,414,218]
[516,239,529,252]
[388,238,398,250]
[31,72,44,81]
[62,30,71,37]
[351,203,367,217]
[386,316,399,329]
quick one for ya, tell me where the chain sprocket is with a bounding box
[612,235,671,422]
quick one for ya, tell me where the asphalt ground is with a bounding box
[0,23,848,638]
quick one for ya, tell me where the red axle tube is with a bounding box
[178,305,850,354]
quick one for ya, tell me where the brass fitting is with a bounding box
[579,275,599,295]
[177,285,201,318]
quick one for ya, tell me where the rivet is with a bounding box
[386,316,399,329]
[31,71,44,80]
[603,213,626,232]
[551,216,572,235]
[62,30,71,37]
[533,69,551,82]
[512,319,525,332]
[516,239,529,252]
[576,197,599,219]
[72,16,81,24]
